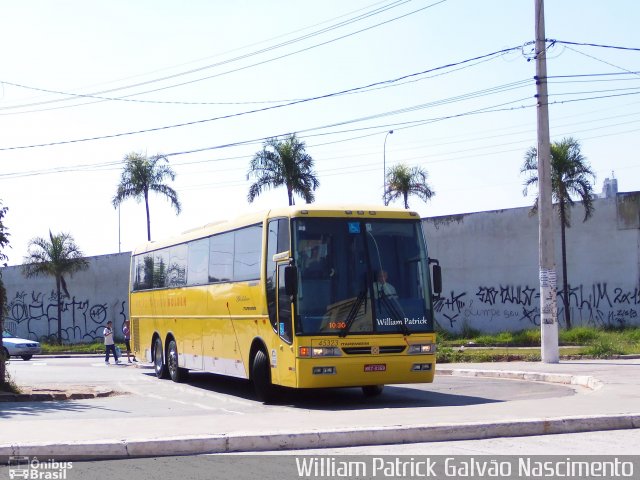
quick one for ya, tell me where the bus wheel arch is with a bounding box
[152,334,168,379]
[165,334,187,383]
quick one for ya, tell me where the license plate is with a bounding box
[364,364,386,372]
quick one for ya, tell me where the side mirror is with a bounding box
[428,258,442,299]
[284,265,298,296]
[432,264,442,296]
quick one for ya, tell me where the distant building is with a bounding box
[599,176,619,199]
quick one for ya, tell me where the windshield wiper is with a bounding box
[377,290,410,336]
[339,286,369,338]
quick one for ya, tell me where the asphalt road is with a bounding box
[4,357,639,480]
[5,356,575,418]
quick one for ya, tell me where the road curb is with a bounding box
[2,414,639,461]
[436,368,604,390]
[0,388,114,402]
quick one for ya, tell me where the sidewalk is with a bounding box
[1,359,639,460]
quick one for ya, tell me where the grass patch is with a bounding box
[0,369,22,394]
[436,326,640,361]
[582,337,627,358]
[559,326,599,345]
[436,346,587,363]
[40,341,126,354]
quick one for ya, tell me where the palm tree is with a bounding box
[0,201,10,387]
[113,152,181,241]
[22,231,89,344]
[383,164,435,209]
[247,134,319,206]
[521,137,595,329]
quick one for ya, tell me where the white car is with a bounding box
[2,330,41,361]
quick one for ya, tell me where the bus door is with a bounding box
[266,217,296,387]
[273,261,296,387]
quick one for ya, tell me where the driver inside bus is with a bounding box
[373,270,398,299]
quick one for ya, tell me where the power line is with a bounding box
[0,44,522,152]
[551,39,640,52]
[0,0,444,114]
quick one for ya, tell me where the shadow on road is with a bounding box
[0,400,127,419]
[142,371,507,410]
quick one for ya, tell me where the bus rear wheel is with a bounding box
[167,339,187,383]
[153,337,168,379]
[252,350,274,403]
[362,385,384,397]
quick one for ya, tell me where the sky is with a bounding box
[1,0,639,265]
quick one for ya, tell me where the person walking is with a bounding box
[122,319,137,363]
[104,321,120,365]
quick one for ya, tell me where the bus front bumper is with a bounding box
[295,355,436,389]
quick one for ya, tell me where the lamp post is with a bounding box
[383,130,393,205]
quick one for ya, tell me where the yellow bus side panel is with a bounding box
[131,282,268,379]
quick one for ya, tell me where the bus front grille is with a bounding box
[342,346,406,355]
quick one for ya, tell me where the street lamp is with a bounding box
[383,130,394,205]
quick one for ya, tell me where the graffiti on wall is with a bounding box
[4,290,128,343]
[435,283,640,330]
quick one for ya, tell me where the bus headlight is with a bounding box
[408,343,435,354]
[299,346,342,357]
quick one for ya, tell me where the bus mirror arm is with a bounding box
[428,258,442,300]
[284,265,298,297]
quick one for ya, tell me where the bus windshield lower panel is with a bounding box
[293,218,434,336]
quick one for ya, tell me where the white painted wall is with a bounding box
[424,192,640,333]
[2,193,638,342]
[2,252,130,342]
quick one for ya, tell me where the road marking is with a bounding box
[116,381,246,414]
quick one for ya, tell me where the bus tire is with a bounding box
[167,339,186,383]
[362,385,384,397]
[252,350,274,403]
[153,337,168,379]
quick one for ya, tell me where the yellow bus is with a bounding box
[129,205,442,401]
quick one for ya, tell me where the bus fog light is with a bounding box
[411,363,432,371]
[313,366,336,375]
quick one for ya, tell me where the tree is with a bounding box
[22,231,89,344]
[0,201,10,387]
[383,164,435,209]
[521,137,595,329]
[247,134,319,206]
[113,152,181,241]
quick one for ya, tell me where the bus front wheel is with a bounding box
[252,350,274,403]
[362,385,384,397]
[167,339,187,383]
[153,337,168,379]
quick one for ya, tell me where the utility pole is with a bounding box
[535,0,559,363]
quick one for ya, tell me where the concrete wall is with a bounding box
[424,192,640,333]
[2,252,131,343]
[2,193,639,341]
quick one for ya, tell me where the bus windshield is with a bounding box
[293,217,434,336]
